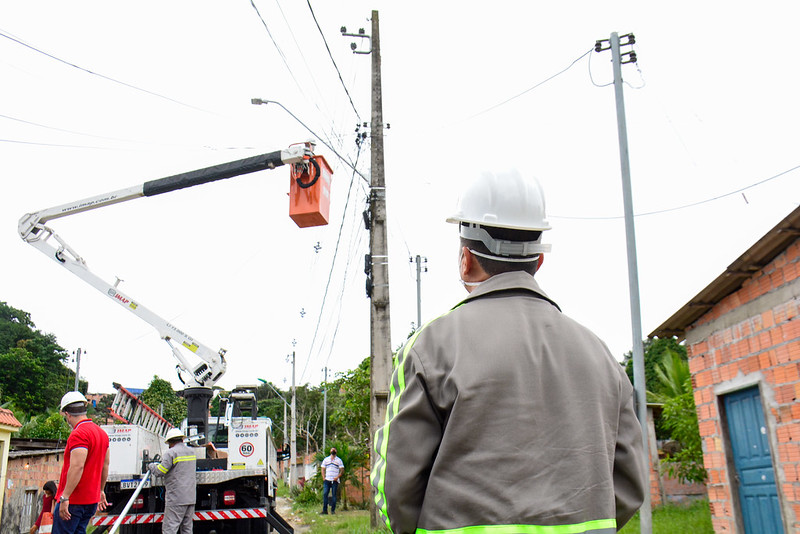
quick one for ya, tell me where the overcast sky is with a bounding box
[1,1,798,396]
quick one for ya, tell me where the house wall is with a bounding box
[685,237,799,532]
[1,451,63,533]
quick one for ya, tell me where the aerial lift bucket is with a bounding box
[289,154,332,228]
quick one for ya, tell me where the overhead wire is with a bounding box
[299,143,364,382]
[305,0,362,123]
[551,163,800,220]
[464,48,593,121]
[0,28,214,114]
[0,112,256,151]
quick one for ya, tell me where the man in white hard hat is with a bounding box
[371,170,646,534]
[148,428,196,534]
[53,391,109,534]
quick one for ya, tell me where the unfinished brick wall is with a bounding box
[687,237,800,532]
[2,451,63,533]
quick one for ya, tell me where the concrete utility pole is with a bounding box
[411,255,427,329]
[73,347,82,391]
[343,12,391,527]
[597,32,652,534]
[290,351,298,489]
[322,366,328,452]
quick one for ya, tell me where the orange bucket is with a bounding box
[289,155,332,228]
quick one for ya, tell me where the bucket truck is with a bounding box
[18,143,333,533]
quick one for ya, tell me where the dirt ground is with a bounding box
[275,496,310,533]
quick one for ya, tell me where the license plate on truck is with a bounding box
[120,479,150,490]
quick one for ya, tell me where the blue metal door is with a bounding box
[723,386,784,533]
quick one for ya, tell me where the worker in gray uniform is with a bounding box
[149,428,197,534]
[371,170,646,534]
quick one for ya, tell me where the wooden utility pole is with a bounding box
[367,9,392,529]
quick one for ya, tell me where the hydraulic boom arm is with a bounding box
[19,145,315,388]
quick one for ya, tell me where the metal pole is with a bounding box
[610,31,652,534]
[73,347,82,391]
[109,472,150,534]
[322,366,328,452]
[283,401,288,480]
[290,351,297,488]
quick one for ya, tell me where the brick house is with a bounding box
[2,442,64,533]
[0,408,23,525]
[651,206,800,533]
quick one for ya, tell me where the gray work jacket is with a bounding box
[149,442,197,506]
[372,272,645,534]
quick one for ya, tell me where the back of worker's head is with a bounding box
[447,169,551,276]
[60,391,88,415]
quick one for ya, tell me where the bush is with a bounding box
[292,476,321,505]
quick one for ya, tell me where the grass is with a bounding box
[290,497,713,533]
[620,499,714,534]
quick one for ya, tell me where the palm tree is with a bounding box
[315,440,368,511]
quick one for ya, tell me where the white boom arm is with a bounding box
[19,146,313,388]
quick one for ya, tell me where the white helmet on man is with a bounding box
[446,169,551,261]
[164,428,186,443]
[60,391,88,411]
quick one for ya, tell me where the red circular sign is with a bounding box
[240,442,254,457]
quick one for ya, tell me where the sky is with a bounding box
[1,1,799,396]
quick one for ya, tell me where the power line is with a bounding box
[252,99,369,184]
[0,28,213,114]
[465,48,593,121]
[0,112,255,151]
[306,0,362,123]
[551,163,800,220]
[299,144,364,382]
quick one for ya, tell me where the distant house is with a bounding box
[651,206,800,533]
[0,408,23,525]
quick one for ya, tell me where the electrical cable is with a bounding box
[305,0,362,123]
[272,0,337,126]
[255,99,369,184]
[299,144,363,382]
[0,112,256,151]
[0,28,214,114]
[551,163,800,220]
[464,48,593,121]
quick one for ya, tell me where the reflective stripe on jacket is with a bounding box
[149,442,197,505]
[371,272,645,534]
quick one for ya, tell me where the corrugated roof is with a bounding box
[0,407,23,428]
[650,206,800,340]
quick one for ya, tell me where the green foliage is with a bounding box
[291,476,322,505]
[660,377,707,484]
[624,337,688,396]
[139,376,187,426]
[315,439,368,510]
[327,358,370,445]
[0,301,82,413]
[620,499,713,533]
[17,410,71,440]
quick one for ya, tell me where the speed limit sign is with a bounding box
[240,442,254,457]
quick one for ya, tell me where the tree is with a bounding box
[647,349,706,484]
[139,376,187,426]
[623,337,688,396]
[327,358,370,445]
[314,440,368,511]
[17,410,71,441]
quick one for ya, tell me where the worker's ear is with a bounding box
[459,246,472,279]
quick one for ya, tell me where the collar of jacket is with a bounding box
[456,271,561,312]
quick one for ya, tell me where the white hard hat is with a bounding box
[164,428,186,443]
[447,170,551,260]
[60,391,88,411]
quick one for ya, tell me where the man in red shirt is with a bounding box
[53,391,110,534]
